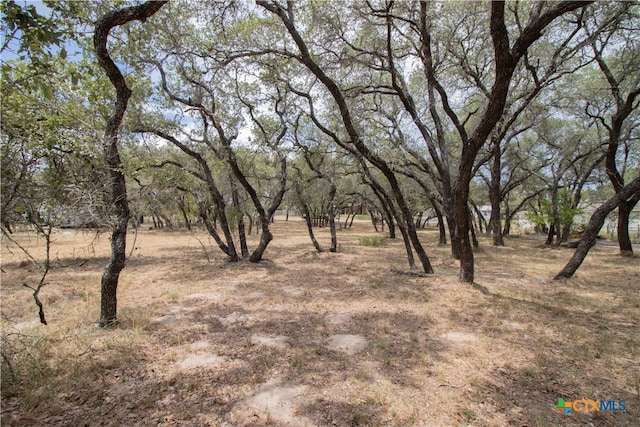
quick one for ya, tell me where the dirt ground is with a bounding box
[1,218,639,426]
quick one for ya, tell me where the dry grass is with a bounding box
[1,218,639,426]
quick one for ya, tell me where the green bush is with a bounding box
[358,235,387,247]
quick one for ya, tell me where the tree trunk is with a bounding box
[198,202,230,256]
[230,174,249,257]
[370,210,379,232]
[617,198,638,256]
[561,222,572,243]
[297,184,324,252]
[546,223,555,245]
[249,230,273,262]
[246,212,253,235]
[470,213,479,249]
[502,198,511,236]
[445,208,459,258]
[368,178,396,239]
[363,165,415,266]
[454,172,474,282]
[329,212,337,252]
[436,208,446,245]
[304,213,324,252]
[328,183,338,252]
[470,201,486,234]
[555,175,640,279]
[94,0,166,327]
[489,144,504,245]
[177,197,192,232]
[425,196,446,245]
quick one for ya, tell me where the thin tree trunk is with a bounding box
[230,173,249,257]
[329,212,337,252]
[94,0,166,327]
[551,185,562,246]
[296,184,323,252]
[246,212,253,236]
[367,178,396,239]
[555,175,640,279]
[304,212,324,252]
[561,222,572,243]
[546,224,555,245]
[363,166,415,266]
[436,208,446,245]
[328,183,338,252]
[198,202,230,256]
[489,139,505,245]
[370,210,379,232]
[470,212,479,249]
[177,197,192,232]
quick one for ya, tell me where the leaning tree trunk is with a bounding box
[363,166,415,269]
[296,183,323,252]
[555,175,640,279]
[94,1,166,327]
[426,194,446,245]
[177,197,192,232]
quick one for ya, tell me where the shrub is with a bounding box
[358,235,387,247]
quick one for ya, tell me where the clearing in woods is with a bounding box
[1,218,639,426]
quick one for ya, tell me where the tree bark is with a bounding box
[94,0,166,327]
[502,198,511,236]
[546,223,556,246]
[328,185,338,253]
[489,140,504,245]
[617,198,639,257]
[555,175,640,279]
[436,207,446,245]
[230,173,249,257]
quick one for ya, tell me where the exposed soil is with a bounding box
[1,219,639,426]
